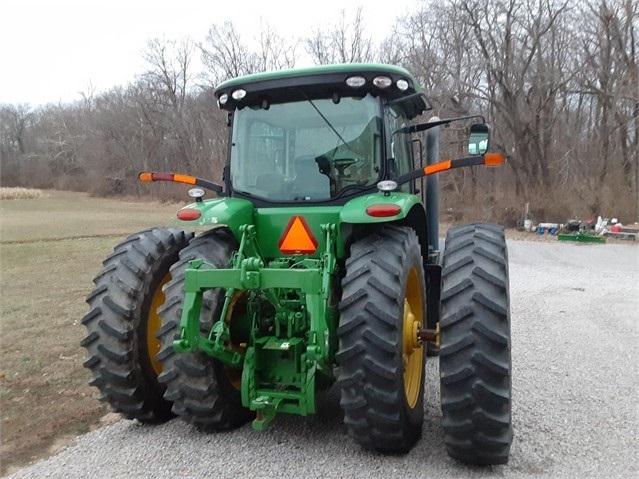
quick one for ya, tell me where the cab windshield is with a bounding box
[230,94,383,202]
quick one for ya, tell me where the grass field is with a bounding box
[0,190,183,475]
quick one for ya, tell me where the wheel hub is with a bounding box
[403,267,424,409]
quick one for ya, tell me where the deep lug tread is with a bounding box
[82,356,100,368]
[439,306,473,329]
[440,223,512,465]
[472,292,508,316]
[363,329,397,353]
[472,352,509,375]
[80,330,99,347]
[472,321,509,346]
[337,225,426,453]
[334,342,365,362]
[363,302,396,326]
[441,394,474,411]
[97,344,131,364]
[85,284,108,304]
[439,335,474,356]
[157,229,253,431]
[81,227,193,422]
[440,278,473,301]
[441,367,474,385]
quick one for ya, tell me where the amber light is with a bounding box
[484,152,505,166]
[366,204,401,217]
[138,172,197,184]
[424,161,452,175]
[177,209,201,221]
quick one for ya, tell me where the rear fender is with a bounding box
[340,192,439,326]
[176,198,253,241]
[339,192,428,254]
[339,192,422,224]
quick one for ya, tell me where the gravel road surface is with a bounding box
[7,239,639,479]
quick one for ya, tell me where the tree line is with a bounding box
[1,0,637,224]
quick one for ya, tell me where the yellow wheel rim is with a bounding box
[147,273,171,376]
[403,267,424,409]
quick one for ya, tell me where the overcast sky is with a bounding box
[0,0,422,106]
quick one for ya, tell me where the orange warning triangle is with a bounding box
[278,216,318,254]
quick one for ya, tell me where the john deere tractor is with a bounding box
[81,63,512,465]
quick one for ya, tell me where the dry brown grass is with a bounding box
[0,188,46,200]
[0,190,183,475]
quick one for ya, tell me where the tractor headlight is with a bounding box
[377,180,398,192]
[232,89,247,100]
[373,76,392,88]
[187,188,205,202]
[345,76,366,88]
[396,79,409,91]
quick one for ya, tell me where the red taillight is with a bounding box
[177,209,201,221]
[366,204,402,217]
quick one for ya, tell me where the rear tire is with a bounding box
[440,223,512,465]
[157,228,253,431]
[81,227,193,422]
[337,225,426,452]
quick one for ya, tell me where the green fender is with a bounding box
[176,197,254,240]
[339,191,424,224]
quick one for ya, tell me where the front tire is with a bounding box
[157,228,252,431]
[81,227,193,422]
[440,223,512,465]
[337,225,426,452]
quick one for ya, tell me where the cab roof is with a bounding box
[214,63,431,119]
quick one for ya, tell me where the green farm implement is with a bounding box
[82,63,512,465]
[557,231,607,243]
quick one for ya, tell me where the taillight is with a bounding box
[177,209,201,221]
[365,204,401,217]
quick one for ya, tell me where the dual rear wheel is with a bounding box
[81,223,511,464]
[81,227,193,422]
[337,223,512,464]
[81,227,249,428]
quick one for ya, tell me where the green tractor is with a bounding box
[81,63,512,465]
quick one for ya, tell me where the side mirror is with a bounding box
[468,123,490,155]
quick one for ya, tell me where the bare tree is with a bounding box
[0,104,31,155]
[458,0,574,197]
[254,21,298,72]
[0,104,33,185]
[199,21,254,85]
[140,37,197,172]
[304,7,374,65]
[578,0,638,213]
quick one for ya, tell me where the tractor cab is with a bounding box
[214,64,432,205]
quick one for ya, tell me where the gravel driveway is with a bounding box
[7,239,639,479]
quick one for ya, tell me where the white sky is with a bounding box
[0,0,422,106]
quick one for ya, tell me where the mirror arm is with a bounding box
[395,114,486,135]
[138,171,226,196]
[394,153,504,187]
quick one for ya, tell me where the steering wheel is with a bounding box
[333,158,359,176]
